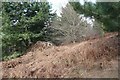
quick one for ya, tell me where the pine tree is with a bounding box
[70,2,120,32]
[1,2,55,60]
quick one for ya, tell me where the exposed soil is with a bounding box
[1,32,119,78]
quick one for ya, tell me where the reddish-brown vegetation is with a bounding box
[1,32,119,78]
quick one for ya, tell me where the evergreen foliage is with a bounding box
[1,2,55,60]
[70,2,120,32]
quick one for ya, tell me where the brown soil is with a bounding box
[1,32,119,78]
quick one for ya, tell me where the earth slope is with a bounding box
[1,32,119,78]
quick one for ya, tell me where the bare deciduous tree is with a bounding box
[47,3,103,45]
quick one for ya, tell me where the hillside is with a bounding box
[1,32,119,78]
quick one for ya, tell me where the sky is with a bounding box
[47,0,96,16]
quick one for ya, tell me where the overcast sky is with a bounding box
[47,0,96,16]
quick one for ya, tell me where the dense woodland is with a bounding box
[0,1,119,60]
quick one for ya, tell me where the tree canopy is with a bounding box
[45,3,103,45]
[1,2,55,60]
[70,2,120,32]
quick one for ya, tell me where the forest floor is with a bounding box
[1,32,119,78]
